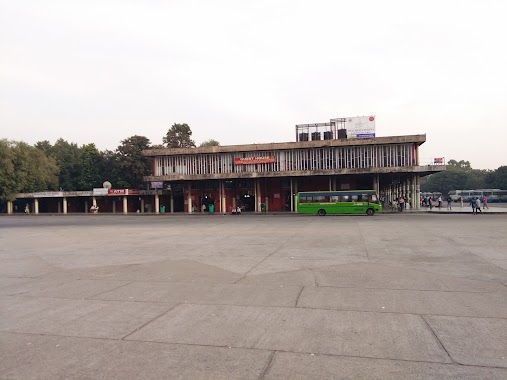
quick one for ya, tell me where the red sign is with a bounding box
[234,156,276,165]
[107,189,140,195]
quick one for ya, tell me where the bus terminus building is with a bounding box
[143,116,445,214]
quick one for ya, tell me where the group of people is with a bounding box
[387,196,408,212]
[470,196,489,215]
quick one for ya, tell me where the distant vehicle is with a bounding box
[447,189,507,203]
[297,190,382,216]
[421,192,442,201]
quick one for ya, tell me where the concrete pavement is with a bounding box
[0,214,506,379]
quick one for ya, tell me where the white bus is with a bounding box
[448,189,507,203]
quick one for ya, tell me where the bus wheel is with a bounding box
[317,209,326,216]
[366,208,375,216]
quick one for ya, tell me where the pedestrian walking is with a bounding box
[482,195,489,209]
[475,197,482,213]
[429,197,433,210]
[470,197,476,215]
[459,196,463,208]
[446,195,452,210]
[437,195,442,209]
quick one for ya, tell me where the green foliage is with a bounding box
[199,139,220,147]
[115,135,152,188]
[36,139,82,190]
[78,143,102,190]
[486,166,507,189]
[420,158,504,195]
[0,140,59,201]
[163,123,196,148]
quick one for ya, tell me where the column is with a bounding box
[294,179,298,212]
[329,177,332,191]
[290,178,294,212]
[112,200,116,213]
[170,192,174,213]
[85,200,88,213]
[220,180,226,214]
[92,197,97,208]
[141,199,145,213]
[7,201,13,214]
[63,197,68,214]
[123,196,128,214]
[155,192,160,214]
[187,183,192,213]
[34,198,39,214]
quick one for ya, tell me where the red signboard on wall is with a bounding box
[234,156,276,165]
[107,189,140,195]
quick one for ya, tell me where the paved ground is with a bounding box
[0,213,506,379]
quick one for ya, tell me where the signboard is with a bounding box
[107,189,139,196]
[345,116,376,139]
[433,157,444,164]
[93,188,108,196]
[234,156,276,165]
[33,191,63,198]
[151,181,164,189]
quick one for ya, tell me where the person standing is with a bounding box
[470,197,477,215]
[447,195,453,210]
[482,195,489,210]
[437,195,442,209]
[398,196,405,212]
[459,196,463,208]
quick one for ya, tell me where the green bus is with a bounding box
[297,190,382,216]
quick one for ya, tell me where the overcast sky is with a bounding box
[1,0,506,169]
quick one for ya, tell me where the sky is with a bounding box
[1,0,506,170]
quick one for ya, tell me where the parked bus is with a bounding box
[448,189,507,203]
[297,190,382,216]
[421,192,442,201]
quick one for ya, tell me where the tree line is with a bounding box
[0,123,218,201]
[420,159,507,195]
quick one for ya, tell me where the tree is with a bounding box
[0,140,59,200]
[78,143,102,190]
[35,139,82,191]
[486,166,507,189]
[163,123,195,148]
[115,135,152,188]
[199,139,220,147]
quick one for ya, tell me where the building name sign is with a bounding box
[234,156,276,165]
[93,188,108,196]
[33,191,64,198]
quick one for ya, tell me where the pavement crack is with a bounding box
[257,351,276,380]
[420,315,456,364]
[120,303,179,340]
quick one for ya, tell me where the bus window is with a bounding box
[341,195,350,202]
[330,195,339,202]
[351,195,358,202]
[314,195,326,202]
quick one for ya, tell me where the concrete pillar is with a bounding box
[187,183,192,213]
[7,201,13,214]
[220,180,226,213]
[170,192,174,213]
[290,178,294,212]
[155,192,160,214]
[141,199,145,213]
[92,197,97,207]
[34,198,39,214]
[123,196,128,214]
[329,177,332,191]
[85,200,88,213]
[112,200,116,213]
[63,197,68,214]
[294,179,298,212]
